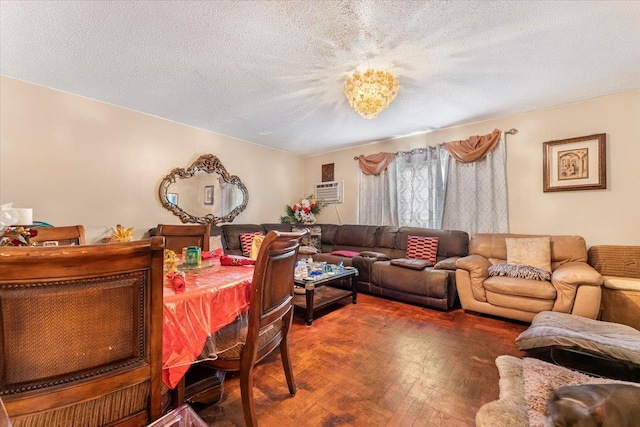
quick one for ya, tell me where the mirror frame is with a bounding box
[158,154,249,225]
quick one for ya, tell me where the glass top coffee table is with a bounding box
[293,266,358,325]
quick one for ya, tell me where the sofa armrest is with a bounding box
[551,261,603,313]
[434,256,460,271]
[456,255,492,302]
[352,255,379,286]
[456,255,491,278]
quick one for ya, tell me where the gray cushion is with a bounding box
[516,311,640,365]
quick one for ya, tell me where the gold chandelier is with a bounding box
[343,69,399,119]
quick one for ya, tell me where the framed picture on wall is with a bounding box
[204,185,214,205]
[322,163,334,182]
[543,133,606,192]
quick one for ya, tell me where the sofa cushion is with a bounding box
[484,276,557,300]
[406,235,439,264]
[261,223,292,233]
[335,225,377,248]
[240,232,263,257]
[371,261,449,299]
[390,258,432,270]
[485,291,555,312]
[489,263,551,281]
[375,226,399,249]
[506,237,551,273]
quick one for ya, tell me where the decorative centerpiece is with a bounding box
[102,224,134,243]
[0,226,37,246]
[280,195,323,225]
[164,249,179,274]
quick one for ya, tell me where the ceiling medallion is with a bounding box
[343,69,399,119]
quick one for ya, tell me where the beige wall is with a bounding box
[2,76,638,247]
[304,90,640,246]
[0,76,305,243]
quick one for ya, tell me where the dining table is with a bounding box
[162,256,254,390]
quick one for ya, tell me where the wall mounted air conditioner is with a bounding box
[314,180,343,204]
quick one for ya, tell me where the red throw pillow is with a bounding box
[330,250,360,258]
[240,232,263,257]
[406,235,439,264]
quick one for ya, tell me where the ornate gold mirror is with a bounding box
[159,154,248,224]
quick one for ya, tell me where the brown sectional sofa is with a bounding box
[216,223,469,311]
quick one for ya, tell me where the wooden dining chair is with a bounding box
[203,229,308,427]
[0,237,165,427]
[156,224,211,253]
[31,225,86,246]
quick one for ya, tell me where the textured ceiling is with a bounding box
[2,1,639,156]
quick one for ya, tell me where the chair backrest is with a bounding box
[31,225,86,246]
[245,229,308,364]
[0,237,165,427]
[156,224,211,253]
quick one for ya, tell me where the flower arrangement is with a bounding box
[0,226,37,246]
[280,195,323,224]
[102,224,134,243]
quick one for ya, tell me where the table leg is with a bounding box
[351,274,358,304]
[171,377,185,408]
[305,286,315,325]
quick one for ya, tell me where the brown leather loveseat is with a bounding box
[455,233,603,322]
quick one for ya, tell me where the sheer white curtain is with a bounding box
[395,146,449,228]
[358,160,397,226]
[441,133,509,233]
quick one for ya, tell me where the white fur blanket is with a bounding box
[523,357,638,427]
[476,356,639,427]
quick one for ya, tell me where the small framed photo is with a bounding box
[167,193,178,206]
[543,133,606,192]
[322,163,334,182]
[204,185,214,205]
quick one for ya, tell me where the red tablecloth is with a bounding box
[162,261,254,388]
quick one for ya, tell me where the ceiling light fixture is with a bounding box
[343,69,399,119]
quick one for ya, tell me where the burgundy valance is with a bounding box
[358,152,396,176]
[442,128,501,163]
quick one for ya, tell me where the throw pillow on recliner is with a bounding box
[406,235,439,264]
[506,237,551,273]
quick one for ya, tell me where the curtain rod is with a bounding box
[353,128,519,159]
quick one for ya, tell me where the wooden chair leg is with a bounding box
[240,366,258,427]
[171,377,186,408]
[280,337,296,396]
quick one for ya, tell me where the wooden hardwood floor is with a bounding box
[196,293,528,426]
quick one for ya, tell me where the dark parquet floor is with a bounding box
[196,293,528,426]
